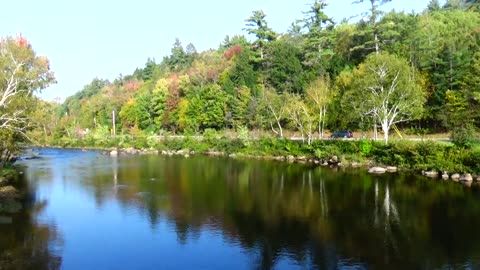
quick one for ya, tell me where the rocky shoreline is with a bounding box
[104,147,480,187]
[0,170,22,215]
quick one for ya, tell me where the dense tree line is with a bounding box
[30,0,480,145]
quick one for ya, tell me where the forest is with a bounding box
[2,0,480,166]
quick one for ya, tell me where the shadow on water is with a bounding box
[0,172,63,270]
[7,148,480,269]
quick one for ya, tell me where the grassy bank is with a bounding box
[41,132,480,175]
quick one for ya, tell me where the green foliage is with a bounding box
[23,3,480,174]
[264,40,305,94]
[314,144,340,159]
[185,84,228,131]
[359,139,373,156]
[237,125,251,148]
[0,36,55,167]
[451,124,476,148]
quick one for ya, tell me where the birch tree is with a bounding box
[305,76,331,139]
[0,35,54,166]
[349,53,425,144]
[286,93,315,144]
[0,35,54,133]
[259,88,287,137]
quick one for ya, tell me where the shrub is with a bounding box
[358,139,373,157]
[314,144,340,160]
[451,124,476,148]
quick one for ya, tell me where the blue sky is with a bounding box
[0,0,433,101]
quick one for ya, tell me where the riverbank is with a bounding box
[0,168,22,213]
[34,135,480,184]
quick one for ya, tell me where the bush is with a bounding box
[314,144,340,159]
[451,124,476,148]
[359,139,373,157]
[203,128,218,145]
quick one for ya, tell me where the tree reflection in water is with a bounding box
[82,155,480,269]
[10,150,480,269]
[0,174,62,270]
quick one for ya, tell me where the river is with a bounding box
[1,148,480,269]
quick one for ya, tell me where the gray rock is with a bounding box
[314,160,320,164]
[184,154,190,158]
[351,162,361,168]
[368,167,387,174]
[441,172,449,180]
[451,173,460,181]
[296,156,307,161]
[125,148,138,154]
[229,153,237,158]
[386,166,397,172]
[461,173,473,182]
[423,170,438,178]
[331,156,338,162]
[476,176,480,182]
[110,150,118,156]
[322,162,329,166]
[161,150,168,155]
[286,155,295,161]
[0,186,18,199]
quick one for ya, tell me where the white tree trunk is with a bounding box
[321,106,326,139]
[277,120,283,138]
[381,120,390,145]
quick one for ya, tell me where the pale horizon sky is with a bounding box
[1,0,434,101]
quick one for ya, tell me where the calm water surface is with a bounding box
[1,148,480,269]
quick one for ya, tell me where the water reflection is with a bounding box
[7,149,480,269]
[0,174,62,270]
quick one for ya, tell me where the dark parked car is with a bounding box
[331,130,353,138]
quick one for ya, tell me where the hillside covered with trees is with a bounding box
[27,0,480,146]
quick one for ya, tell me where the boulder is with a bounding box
[0,186,18,199]
[296,156,306,161]
[110,150,118,156]
[451,173,460,181]
[476,176,480,182]
[386,166,397,172]
[124,148,138,155]
[328,156,340,165]
[368,167,387,174]
[286,155,295,161]
[351,162,362,168]
[441,172,449,180]
[184,154,190,158]
[229,153,237,158]
[322,162,329,166]
[423,170,438,178]
[460,173,473,182]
